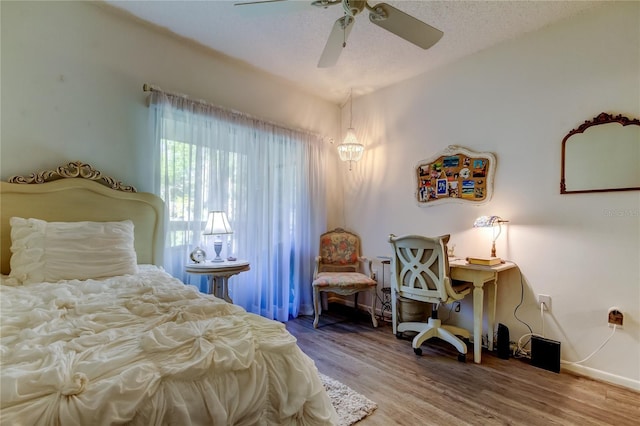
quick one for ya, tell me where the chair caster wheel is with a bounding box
[457,353,466,362]
[413,347,422,356]
[396,332,403,339]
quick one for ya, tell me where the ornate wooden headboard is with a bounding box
[1,161,164,275]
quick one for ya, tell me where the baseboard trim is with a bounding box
[561,362,640,391]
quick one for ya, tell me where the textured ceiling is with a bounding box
[104,0,607,104]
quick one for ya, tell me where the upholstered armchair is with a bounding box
[312,228,378,329]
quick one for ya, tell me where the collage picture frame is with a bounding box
[415,145,496,207]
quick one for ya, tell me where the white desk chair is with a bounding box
[388,233,471,361]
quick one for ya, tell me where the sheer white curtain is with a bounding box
[148,91,327,321]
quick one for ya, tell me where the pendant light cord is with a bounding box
[349,89,353,128]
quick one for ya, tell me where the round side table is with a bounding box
[185,260,250,303]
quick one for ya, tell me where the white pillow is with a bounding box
[9,217,138,284]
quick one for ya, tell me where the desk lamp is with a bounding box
[473,215,508,259]
[203,211,233,262]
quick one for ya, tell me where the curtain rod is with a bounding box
[143,83,211,109]
[142,83,330,143]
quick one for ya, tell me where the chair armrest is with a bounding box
[313,256,321,279]
[358,256,374,279]
[444,276,471,302]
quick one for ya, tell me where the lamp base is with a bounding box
[211,241,224,262]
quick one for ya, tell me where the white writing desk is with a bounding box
[449,258,516,364]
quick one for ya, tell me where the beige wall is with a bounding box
[0,1,341,199]
[339,2,639,389]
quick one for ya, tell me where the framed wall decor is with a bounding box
[415,145,496,207]
[560,112,640,194]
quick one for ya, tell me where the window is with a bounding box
[149,92,327,321]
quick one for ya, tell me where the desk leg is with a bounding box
[472,281,484,364]
[486,276,498,352]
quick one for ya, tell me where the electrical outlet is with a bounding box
[608,307,623,328]
[372,269,378,281]
[538,294,551,312]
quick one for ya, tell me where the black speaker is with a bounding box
[497,323,510,359]
[531,336,561,373]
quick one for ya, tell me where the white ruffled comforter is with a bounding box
[0,266,337,425]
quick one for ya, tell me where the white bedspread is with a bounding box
[0,266,337,425]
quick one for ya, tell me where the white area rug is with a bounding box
[319,373,377,426]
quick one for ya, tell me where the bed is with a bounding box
[0,162,337,425]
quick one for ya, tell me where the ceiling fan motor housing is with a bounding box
[311,0,341,8]
[343,0,367,17]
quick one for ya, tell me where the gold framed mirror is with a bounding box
[560,112,640,194]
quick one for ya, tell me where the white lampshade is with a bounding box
[337,128,364,170]
[473,215,504,228]
[203,211,233,235]
[473,215,508,258]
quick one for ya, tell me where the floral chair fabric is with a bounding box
[312,228,378,329]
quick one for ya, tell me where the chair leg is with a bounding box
[436,327,468,355]
[313,287,321,329]
[368,289,378,328]
[391,289,398,336]
[321,292,328,311]
[404,321,468,358]
[410,320,438,350]
[443,324,470,340]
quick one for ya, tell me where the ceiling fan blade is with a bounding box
[318,16,355,68]
[233,0,311,16]
[368,2,443,50]
[234,0,287,4]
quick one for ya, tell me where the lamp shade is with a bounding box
[203,211,233,235]
[473,215,504,228]
[473,215,508,258]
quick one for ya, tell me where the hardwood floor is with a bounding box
[286,305,639,426]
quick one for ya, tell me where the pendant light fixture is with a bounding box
[337,89,364,170]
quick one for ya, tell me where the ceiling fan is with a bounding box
[234,0,443,68]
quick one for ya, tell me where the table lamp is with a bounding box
[203,211,233,262]
[473,215,508,259]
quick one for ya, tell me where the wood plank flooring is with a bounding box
[286,305,639,426]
